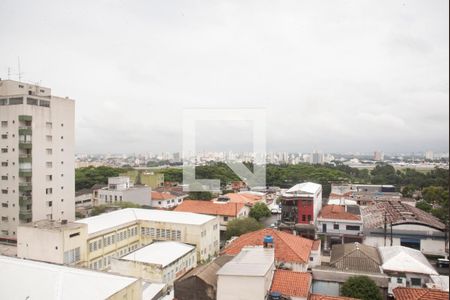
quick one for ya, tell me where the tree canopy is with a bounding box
[225,217,264,239]
[341,276,382,300]
[249,202,271,221]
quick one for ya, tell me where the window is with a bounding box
[46,122,52,129]
[302,215,306,222]
[63,247,81,264]
[346,225,360,231]
[1,190,8,194]
[309,257,313,261]
[411,278,421,286]
[1,216,8,222]
[223,216,229,222]
[397,278,403,284]
[1,176,7,180]
[46,135,52,142]
[333,224,339,230]
[46,175,53,181]
[0,121,7,127]
[39,100,50,107]
[1,203,7,208]
[1,134,7,139]
[48,201,52,207]
[46,148,52,155]
[46,188,53,195]
[27,98,38,105]
[0,99,7,106]
[9,97,23,105]
[46,162,52,168]
[1,148,8,153]
[307,215,312,222]
[1,162,7,167]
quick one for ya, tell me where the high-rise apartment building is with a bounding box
[0,79,75,241]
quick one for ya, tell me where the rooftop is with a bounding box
[284,182,322,196]
[222,228,313,264]
[318,205,361,221]
[361,201,445,230]
[174,200,246,217]
[309,294,359,300]
[393,287,449,300]
[21,219,86,231]
[0,255,138,300]
[330,242,382,273]
[75,208,216,235]
[120,241,195,267]
[215,193,263,204]
[151,191,176,200]
[378,246,438,275]
[177,255,234,288]
[270,270,311,298]
[217,246,274,277]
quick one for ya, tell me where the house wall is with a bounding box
[363,235,447,256]
[174,277,215,300]
[386,273,433,295]
[217,275,267,300]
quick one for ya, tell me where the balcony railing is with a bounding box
[19,196,32,206]
[19,155,32,163]
[19,169,32,177]
[18,127,32,135]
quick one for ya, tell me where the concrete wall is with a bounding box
[217,275,267,300]
[363,235,447,256]
[97,187,151,206]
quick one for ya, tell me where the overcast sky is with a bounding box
[0,0,448,154]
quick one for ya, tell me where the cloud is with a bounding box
[0,0,448,153]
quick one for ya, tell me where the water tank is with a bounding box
[270,291,281,300]
[264,235,274,244]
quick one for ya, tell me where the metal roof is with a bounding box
[217,246,274,277]
[330,242,382,273]
[378,246,438,275]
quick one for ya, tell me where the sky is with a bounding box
[0,0,448,154]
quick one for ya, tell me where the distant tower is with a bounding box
[425,150,434,161]
[374,151,384,162]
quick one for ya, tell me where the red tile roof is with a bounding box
[270,270,311,298]
[318,205,360,221]
[309,294,359,300]
[151,191,175,200]
[393,287,449,300]
[220,193,263,204]
[222,228,313,264]
[174,200,246,217]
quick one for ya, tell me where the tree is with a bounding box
[416,200,432,213]
[341,276,382,300]
[249,203,271,221]
[187,191,214,200]
[225,217,264,239]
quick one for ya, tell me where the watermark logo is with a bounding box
[182,108,266,192]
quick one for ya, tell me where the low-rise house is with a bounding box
[217,246,275,300]
[222,228,315,271]
[174,255,234,300]
[96,177,151,206]
[270,269,312,300]
[393,287,449,300]
[174,200,250,232]
[309,240,322,268]
[75,188,94,208]
[312,243,388,298]
[151,191,187,209]
[378,246,439,296]
[281,182,323,226]
[214,192,265,206]
[110,241,196,285]
[0,255,142,300]
[317,205,363,250]
[309,294,358,300]
[362,201,447,256]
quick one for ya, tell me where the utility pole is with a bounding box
[390,222,393,246]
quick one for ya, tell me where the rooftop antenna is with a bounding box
[17,56,23,81]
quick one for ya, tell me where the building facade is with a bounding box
[0,79,75,241]
[281,182,322,225]
[96,177,151,206]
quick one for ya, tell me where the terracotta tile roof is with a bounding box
[330,242,382,273]
[174,200,245,217]
[319,205,360,221]
[222,228,313,264]
[151,191,175,200]
[393,287,449,300]
[270,270,311,298]
[220,193,262,204]
[309,294,359,300]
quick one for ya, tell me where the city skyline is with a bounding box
[1,0,448,154]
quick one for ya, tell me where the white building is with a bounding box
[379,246,439,296]
[111,241,196,285]
[150,191,187,209]
[0,255,142,300]
[18,208,220,269]
[0,79,75,240]
[425,150,434,160]
[96,177,151,206]
[217,246,275,300]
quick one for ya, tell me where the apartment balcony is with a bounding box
[19,182,32,192]
[19,141,32,150]
[19,196,32,206]
[18,115,32,122]
[19,210,32,221]
[18,126,32,135]
[19,169,32,177]
[19,154,32,163]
